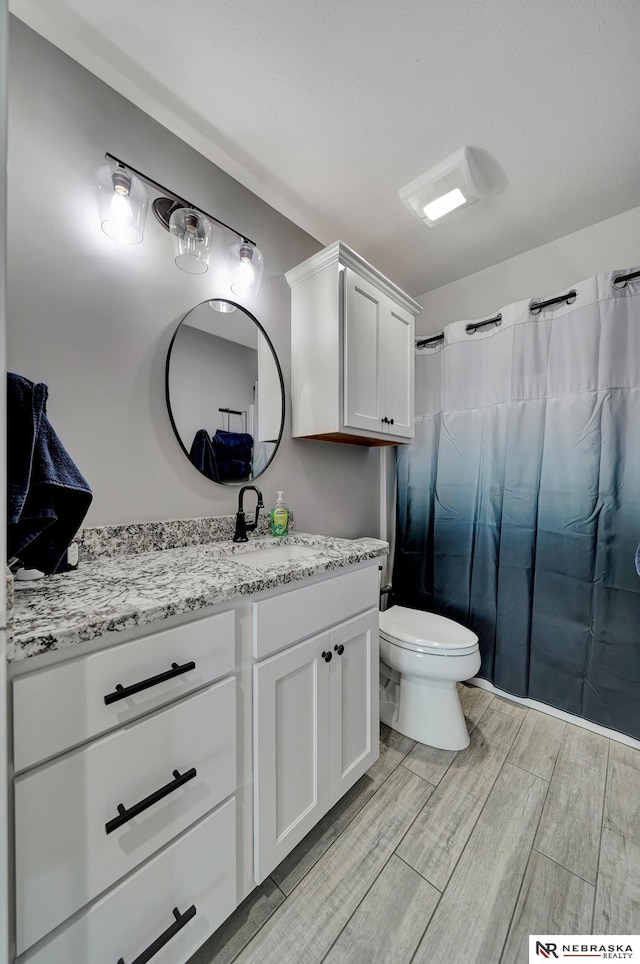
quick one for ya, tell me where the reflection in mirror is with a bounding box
[166,299,284,485]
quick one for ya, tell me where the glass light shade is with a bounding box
[94,164,149,244]
[169,208,213,274]
[210,299,237,313]
[230,242,264,298]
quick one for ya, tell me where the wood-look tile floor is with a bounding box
[189,685,640,964]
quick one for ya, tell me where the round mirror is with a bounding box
[166,299,285,485]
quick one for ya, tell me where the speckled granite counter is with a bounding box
[9,533,388,662]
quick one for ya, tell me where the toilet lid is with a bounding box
[379,606,478,655]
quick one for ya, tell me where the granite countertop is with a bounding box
[9,533,388,662]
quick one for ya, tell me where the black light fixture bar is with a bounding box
[416,333,445,348]
[105,152,256,246]
[466,313,502,334]
[529,290,577,315]
[612,268,640,289]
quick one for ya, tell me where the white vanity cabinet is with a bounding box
[13,609,240,963]
[286,241,420,445]
[10,556,381,964]
[252,590,379,882]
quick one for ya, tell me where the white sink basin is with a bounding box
[233,544,321,568]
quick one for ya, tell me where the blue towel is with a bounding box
[189,429,220,482]
[211,430,253,482]
[7,372,93,573]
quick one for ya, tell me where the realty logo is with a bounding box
[529,936,638,961]
[536,943,559,959]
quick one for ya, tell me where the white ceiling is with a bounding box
[11,0,640,296]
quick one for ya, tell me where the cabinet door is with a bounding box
[344,267,384,433]
[329,609,379,804]
[253,632,332,882]
[382,300,415,439]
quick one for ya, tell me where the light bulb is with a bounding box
[230,241,263,298]
[169,208,213,274]
[423,188,466,221]
[235,258,255,292]
[94,164,148,244]
[108,191,133,231]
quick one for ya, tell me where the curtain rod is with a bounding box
[613,268,640,289]
[466,313,502,334]
[416,333,444,349]
[529,290,577,315]
[416,312,502,349]
[418,270,639,348]
[105,152,256,246]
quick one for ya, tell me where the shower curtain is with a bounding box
[393,269,640,740]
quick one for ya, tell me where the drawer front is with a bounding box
[14,609,235,772]
[252,564,379,659]
[15,679,236,954]
[19,799,236,964]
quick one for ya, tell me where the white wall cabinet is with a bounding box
[253,608,379,882]
[286,241,420,446]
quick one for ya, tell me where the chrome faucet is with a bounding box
[233,485,264,543]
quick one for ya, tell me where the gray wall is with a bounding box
[6,19,380,538]
[416,204,640,333]
[169,327,258,451]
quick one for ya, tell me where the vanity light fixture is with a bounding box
[399,148,487,227]
[230,240,264,298]
[94,163,149,244]
[95,153,264,291]
[169,207,213,274]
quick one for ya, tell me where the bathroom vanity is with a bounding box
[7,528,386,963]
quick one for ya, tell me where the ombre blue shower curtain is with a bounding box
[393,269,640,739]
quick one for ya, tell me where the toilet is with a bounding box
[379,605,481,750]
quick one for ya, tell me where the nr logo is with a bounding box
[536,943,559,959]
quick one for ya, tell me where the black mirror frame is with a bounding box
[165,299,286,486]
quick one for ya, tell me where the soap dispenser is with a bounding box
[271,491,289,537]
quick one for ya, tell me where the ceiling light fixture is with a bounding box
[423,187,467,221]
[94,152,264,292]
[399,148,487,227]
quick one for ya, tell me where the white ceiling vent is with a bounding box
[399,148,488,227]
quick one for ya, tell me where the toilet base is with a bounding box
[381,668,470,750]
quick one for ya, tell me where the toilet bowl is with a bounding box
[379,606,480,750]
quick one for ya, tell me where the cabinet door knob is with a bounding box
[381,416,388,424]
[389,418,394,425]
[321,651,332,663]
[334,644,344,655]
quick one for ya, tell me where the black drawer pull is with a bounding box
[105,768,197,835]
[117,904,197,964]
[104,661,196,705]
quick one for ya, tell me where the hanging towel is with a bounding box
[211,430,253,481]
[7,372,93,573]
[189,429,220,482]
